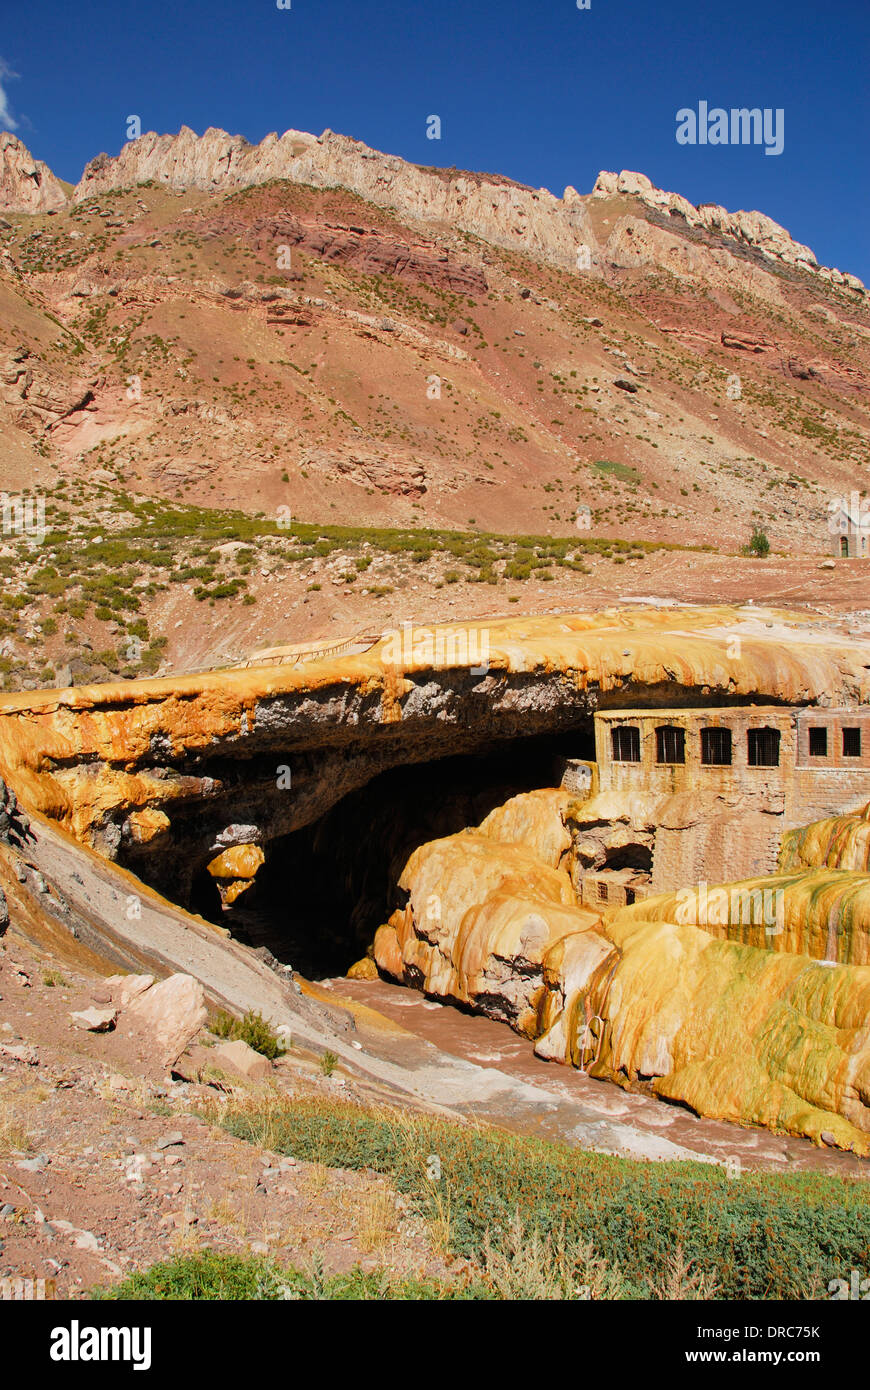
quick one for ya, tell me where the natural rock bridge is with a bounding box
[1,606,868,906]
[2,604,870,1160]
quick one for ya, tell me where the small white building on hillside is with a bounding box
[828,496,870,557]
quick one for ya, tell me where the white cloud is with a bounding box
[0,59,18,131]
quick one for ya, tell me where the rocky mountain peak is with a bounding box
[592,168,864,292]
[0,131,68,213]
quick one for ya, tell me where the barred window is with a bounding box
[701,727,732,766]
[611,726,640,762]
[843,727,862,758]
[656,725,685,765]
[748,727,780,767]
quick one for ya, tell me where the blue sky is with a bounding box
[2,0,867,279]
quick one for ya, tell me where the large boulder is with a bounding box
[212,1038,271,1082]
[123,974,207,1066]
[103,973,155,1008]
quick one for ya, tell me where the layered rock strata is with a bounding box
[592,169,864,292]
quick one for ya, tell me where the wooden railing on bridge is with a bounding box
[239,632,383,669]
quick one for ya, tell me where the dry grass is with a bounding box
[650,1243,721,1300]
[169,1204,202,1254]
[427,1188,454,1258]
[199,1088,284,1147]
[0,1098,34,1155]
[482,1211,626,1300]
[301,1161,330,1197]
[0,1082,51,1155]
[357,1184,398,1254]
[96,1075,151,1109]
[206,1196,248,1235]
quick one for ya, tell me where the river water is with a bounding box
[326,972,868,1179]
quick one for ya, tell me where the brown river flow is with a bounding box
[326,973,869,1180]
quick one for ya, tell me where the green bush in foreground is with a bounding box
[213,1096,869,1300]
[94,1252,484,1301]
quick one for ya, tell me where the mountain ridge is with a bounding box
[1,125,863,295]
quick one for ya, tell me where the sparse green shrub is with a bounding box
[92,1250,484,1301]
[744,527,770,558]
[594,460,641,486]
[212,1008,286,1060]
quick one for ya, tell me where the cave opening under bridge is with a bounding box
[188,728,594,979]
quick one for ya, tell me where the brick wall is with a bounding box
[790,709,870,822]
[595,707,795,812]
[589,706,870,892]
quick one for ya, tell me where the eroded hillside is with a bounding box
[0,129,866,555]
[0,127,867,693]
